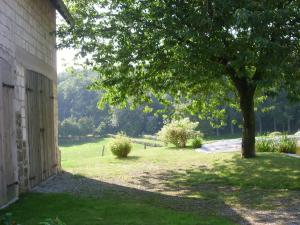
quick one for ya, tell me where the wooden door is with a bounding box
[0,58,17,207]
[26,71,55,188]
[26,71,42,187]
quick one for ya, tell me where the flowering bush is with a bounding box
[157,118,201,148]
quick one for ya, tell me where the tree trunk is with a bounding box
[239,87,256,158]
[225,63,257,158]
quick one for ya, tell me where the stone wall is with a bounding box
[0,0,59,199]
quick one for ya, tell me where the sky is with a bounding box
[57,48,77,73]
[56,13,77,74]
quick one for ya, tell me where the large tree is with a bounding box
[58,0,300,158]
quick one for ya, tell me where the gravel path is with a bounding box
[197,138,242,153]
[196,136,300,153]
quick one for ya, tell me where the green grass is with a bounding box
[60,138,300,209]
[1,193,235,225]
[60,138,300,188]
[1,137,299,224]
[131,137,164,145]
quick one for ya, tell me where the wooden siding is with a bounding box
[0,58,18,208]
[26,71,56,188]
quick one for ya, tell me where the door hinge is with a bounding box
[2,83,15,89]
[26,87,33,92]
[7,181,18,188]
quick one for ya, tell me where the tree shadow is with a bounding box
[117,156,141,161]
[130,153,300,224]
[31,153,300,224]
[33,171,251,225]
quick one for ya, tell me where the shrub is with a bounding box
[255,139,276,152]
[256,136,297,154]
[277,135,297,153]
[59,117,94,137]
[268,131,282,137]
[191,137,203,148]
[157,118,201,148]
[110,134,132,158]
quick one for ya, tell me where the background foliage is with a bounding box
[58,71,300,138]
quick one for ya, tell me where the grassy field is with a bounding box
[1,193,234,225]
[60,138,300,188]
[1,138,299,224]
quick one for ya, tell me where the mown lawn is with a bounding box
[60,138,300,188]
[1,138,299,224]
[1,193,235,225]
[60,138,300,209]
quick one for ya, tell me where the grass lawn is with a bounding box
[1,137,299,224]
[0,193,234,225]
[60,138,300,208]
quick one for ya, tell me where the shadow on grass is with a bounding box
[133,153,300,211]
[25,171,250,225]
[113,156,141,161]
[3,153,300,225]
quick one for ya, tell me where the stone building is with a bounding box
[0,0,72,208]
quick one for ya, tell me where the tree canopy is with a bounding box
[58,0,300,157]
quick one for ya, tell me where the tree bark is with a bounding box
[224,61,257,158]
[239,87,256,158]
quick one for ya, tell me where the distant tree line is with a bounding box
[58,71,300,138]
[58,71,164,137]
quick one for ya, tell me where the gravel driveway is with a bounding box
[196,136,300,153]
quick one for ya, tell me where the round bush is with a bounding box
[157,118,201,148]
[192,137,203,148]
[110,135,132,158]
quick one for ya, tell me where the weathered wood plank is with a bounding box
[26,71,42,187]
[0,62,7,207]
[26,71,56,187]
[0,58,17,206]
